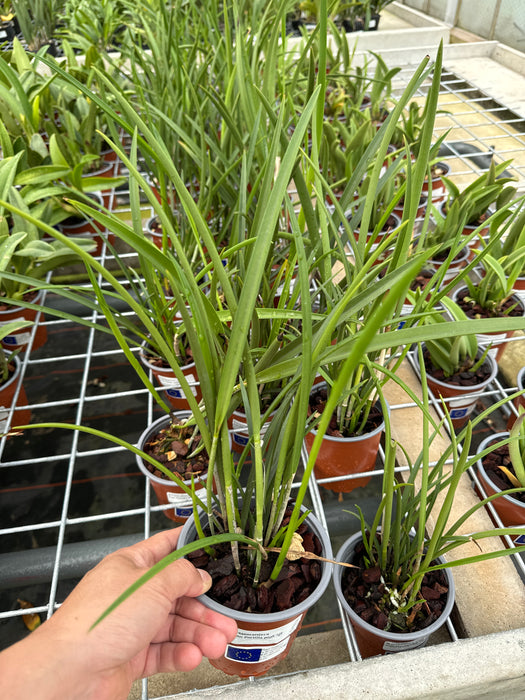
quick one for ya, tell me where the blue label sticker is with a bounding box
[450,408,468,419]
[226,646,262,663]
[515,534,525,545]
[166,388,184,398]
[233,434,249,446]
[175,506,193,518]
[3,336,17,346]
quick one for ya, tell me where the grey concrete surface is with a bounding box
[166,628,525,700]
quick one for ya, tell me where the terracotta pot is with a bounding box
[0,354,31,434]
[100,144,119,166]
[513,275,525,306]
[438,201,488,263]
[0,289,47,352]
[227,406,276,453]
[507,367,525,430]
[452,286,525,363]
[422,161,450,205]
[476,433,525,531]
[178,507,333,677]
[414,346,498,430]
[393,194,427,221]
[428,245,470,287]
[304,385,386,492]
[135,413,208,523]
[139,346,201,410]
[333,531,455,658]
[462,220,488,262]
[144,215,171,251]
[350,211,402,247]
[83,160,116,210]
[145,175,177,209]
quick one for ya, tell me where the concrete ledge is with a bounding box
[388,1,448,30]
[493,44,525,82]
[347,41,498,71]
[347,26,450,53]
[166,628,525,699]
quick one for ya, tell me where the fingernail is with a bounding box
[198,569,212,591]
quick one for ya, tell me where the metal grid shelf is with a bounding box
[1,65,525,698]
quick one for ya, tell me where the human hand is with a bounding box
[0,528,237,700]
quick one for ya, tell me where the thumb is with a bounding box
[145,556,213,602]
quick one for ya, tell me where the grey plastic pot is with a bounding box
[413,344,498,430]
[451,286,525,363]
[476,432,525,530]
[135,412,207,523]
[508,367,525,429]
[178,506,333,677]
[333,531,455,658]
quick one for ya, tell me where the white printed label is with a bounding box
[476,332,507,359]
[167,486,206,517]
[430,185,445,201]
[158,372,198,397]
[383,635,429,653]
[232,418,271,435]
[233,617,301,645]
[225,636,291,664]
[2,332,31,346]
[166,486,206,506]
[232,418,248,432]
[0,317,31,346]
[232,417,272,447]
[448,395,479,420]
[0,406,8,432]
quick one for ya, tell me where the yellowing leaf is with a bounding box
[17,598,41,631]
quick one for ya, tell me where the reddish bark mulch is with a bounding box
[143,421,208,481]
[481,442,525,505]
[186,506,323,614]
[341,538,450,633]
[423,348,492,387]
[411,267,434,291]
[455,287,524,320]
[0,289,39,312]
[142,343,194,369]
[430,246,466,264]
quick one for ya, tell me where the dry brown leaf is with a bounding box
[264,547,357,568]
[286,533,305,561]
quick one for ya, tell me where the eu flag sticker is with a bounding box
[226,646,262,662]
